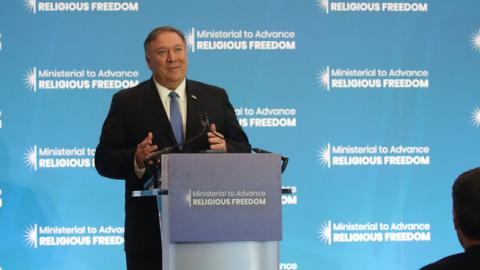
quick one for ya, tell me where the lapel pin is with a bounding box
[191,94,198,100]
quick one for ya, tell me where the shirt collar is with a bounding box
[153,78,187,102]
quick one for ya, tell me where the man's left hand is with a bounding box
[208,123,227,152]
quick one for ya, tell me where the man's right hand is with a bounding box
[134,132,158,169]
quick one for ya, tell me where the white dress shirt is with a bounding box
[134,78,187,178]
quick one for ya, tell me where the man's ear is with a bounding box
[145,55,153,70]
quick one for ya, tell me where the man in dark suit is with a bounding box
[421,167,480,270]
[94,26,250,270]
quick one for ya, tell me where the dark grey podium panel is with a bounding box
[134,153,282,270]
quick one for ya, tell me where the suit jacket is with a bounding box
[420,245,480,270]
[95,78,250,251]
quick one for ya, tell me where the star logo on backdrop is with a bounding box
[317,67,331,91]
[185,28,196,53]
[24,145,38,171]
[318,221,332,245]
[24,68,37,92]
[471,29,480,53]
[24,0,37,14]
[472,106,480,127]
[24,224,38,248]
[316,0,329,13]
[318,144,331,168]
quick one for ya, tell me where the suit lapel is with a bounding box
[185,80,203,141]
[141,78,177,145]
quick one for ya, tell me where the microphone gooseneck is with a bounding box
[144,113,289,173]
[143,114,211,165]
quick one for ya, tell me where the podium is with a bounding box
[133,153,283,270]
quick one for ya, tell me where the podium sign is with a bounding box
[133,153,284,270]
[162,153,282,242]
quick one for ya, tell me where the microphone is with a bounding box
[143,114,211,165]
[145,113,290,174]
[208,131,290,173]
[200,113,210,129]
[142,114,211,189]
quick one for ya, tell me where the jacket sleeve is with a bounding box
[94,93,138,180]
[221,90,251,153]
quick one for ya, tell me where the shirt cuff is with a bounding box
[134,157,145,178]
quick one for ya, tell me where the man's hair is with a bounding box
[143,26,186,53]
[453,167,480,240]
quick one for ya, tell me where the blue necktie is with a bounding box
[169,92,184,145]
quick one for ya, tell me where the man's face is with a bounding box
[146,31,188,90]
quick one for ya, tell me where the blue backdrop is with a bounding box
[1,0,480,269]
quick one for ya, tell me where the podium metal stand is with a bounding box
[133,153,282,270]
